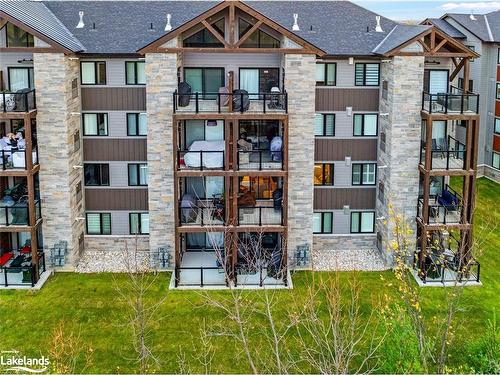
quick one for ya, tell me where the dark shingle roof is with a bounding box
[372,24,430,55]
[443,13,493,42]
[424,18,466,39]
[2,0,433,57]
[0,0,85,52]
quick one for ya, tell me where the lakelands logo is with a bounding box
[0,350,49,373]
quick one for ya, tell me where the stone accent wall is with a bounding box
[145,53,178,266]
[284,54,316,268]
[34,53,85,269]
[313,235,377,251]
[483,165,500,182]
[85,236,149,252]
[376,56,425,264]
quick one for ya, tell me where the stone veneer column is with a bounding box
[284,54,316,268]
[145,53,178,265]
[33,53,85,269]
[376,55,425,264]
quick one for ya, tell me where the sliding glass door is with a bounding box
[424,69,449,95]
[240,68,280,99]
[8,67,34,91]
[184,68,224,99]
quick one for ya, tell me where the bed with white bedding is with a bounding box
[184,140,225,169]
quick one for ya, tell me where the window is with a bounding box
[458,77,474,92]
[71,78,79,99]
[184,18,225,47]
[128,164,148,186]
[466,45,475,62]
[73,130,80,152]
[350,212,375,233]
[238,176,281,199]
[239,68,280,96]
[83,113,108,136]
[497,83,500,100]
[6,23,34,47]
[493,152,500,170]
[130,213,149,235]
[238,18,280,48]
[86,213,111,235]
[127,113,147,136]
[316,63,336,86]
[495,118,500,135]
[498,48,500,64]
[125,61,146,85]
[314,114,335,136]
[424,69,449,94]
[352,163,376,185]
[81,61,106,85]
[355,63,380,86]
[8,67,34,91]
[313,212,333,234]
[382,80,388,99]
[184,67,225,98]
[314,164,334,185]
[353,114,378,136]
[76,181,82,203]
[84,164,109,186]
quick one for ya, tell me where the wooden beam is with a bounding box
[0,18,7,29]
[159,47,316,54]
[417,39,430,52]
[228,4,236,46]
[463,58,470,92]
[201,19,228,47]
[430,29,436,51]
[433,38,448,53]
[235,20,263,48]
[449,58,466,81]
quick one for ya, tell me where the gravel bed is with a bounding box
[312,249,389,271]
[76,250,151,273]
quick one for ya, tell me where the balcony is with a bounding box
[414,233,480,284]
[0,250,46,287]
[173,91,287,114]
[1,89,36,113]
[0,199,41,227]
[238,149,283,171]
[0,148,39,171]
[417,185,463,225]
[179,196,225,227]
[422,86,479,115]
[238,204,283,226]
[177,148,225,171]
[420,136,466,170]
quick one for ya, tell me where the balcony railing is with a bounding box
[238,150,283,171]
[177,150,225,171]
[0,147,39,170]
[0,199,41,226]
[179,200,225,227]
[422,86,479,114]
[418,184,463,225]
[238,206,283,226]
[0,250,46,287]
[1,89,36,113]
[420,135,467,170]
[414,234,480,284]
[173,91,288,114]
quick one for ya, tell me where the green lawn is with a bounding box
[0,178,498,373]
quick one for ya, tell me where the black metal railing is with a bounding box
[422,86,479,114]
[420,135,467,170]
[234,265,287,287]
[414,237,480,284]
[0,147,39,170]
[179,202,225,226]
[237,150,283,170]
[238,206,283,226]
[0,199,42,226]
[417,195,462,225]
[177,150,225,171]
[173,91,288,114]
[0,251,45,287]
[1,89,36,113]
[175,266,228,287]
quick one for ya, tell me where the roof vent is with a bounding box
[165,13,172,31]
[76,11,84,29]
[292,13,300,31]
[470,13,477,21]
[375,16,383,33]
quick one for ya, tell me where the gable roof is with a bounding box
[372,24,431,55]
[442,13,495,42]
[423,18,466,39]
[0,0,84,52]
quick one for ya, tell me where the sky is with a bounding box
[352,0,500,21]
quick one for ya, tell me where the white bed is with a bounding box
[184,140,225,169]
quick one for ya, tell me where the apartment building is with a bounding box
[0,0,480,288]
[424,12,500,182]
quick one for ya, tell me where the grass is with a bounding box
[0,178,498,373]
